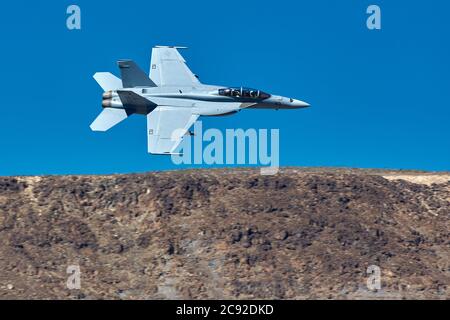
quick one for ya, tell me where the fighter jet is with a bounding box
[91,46,310,155]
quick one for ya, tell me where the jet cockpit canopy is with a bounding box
[218,87,271,99]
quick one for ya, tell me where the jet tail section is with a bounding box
[93,72,122,91]
[117,90,157,115]
[94,61,156,90]
[90,108,131,131]
[118,60,157,88]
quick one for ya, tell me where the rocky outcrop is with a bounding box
[0,168,448,299]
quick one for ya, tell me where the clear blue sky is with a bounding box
[1,1,449,175]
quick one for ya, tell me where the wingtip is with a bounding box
[154,45,188,49]
[149,151,184,156]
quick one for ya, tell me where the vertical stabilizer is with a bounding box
[118,60,157,88]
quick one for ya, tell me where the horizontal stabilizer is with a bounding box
[93,72,122,91]
[118,60,157,88]
[90,108,130,131]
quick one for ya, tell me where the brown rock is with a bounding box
[0,168,448,299]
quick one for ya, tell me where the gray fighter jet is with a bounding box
[91,46,310,155]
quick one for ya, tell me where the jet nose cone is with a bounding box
[292,99,310,108]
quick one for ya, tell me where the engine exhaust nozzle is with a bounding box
[102,99,123,108]
[102,91,113,100]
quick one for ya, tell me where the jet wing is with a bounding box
[147,106,199,154]
[149,46,200,87]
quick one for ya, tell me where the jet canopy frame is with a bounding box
[218,87,271,99]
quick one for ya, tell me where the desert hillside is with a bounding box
[0,168,449,299]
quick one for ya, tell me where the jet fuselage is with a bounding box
[102,85,309,117]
